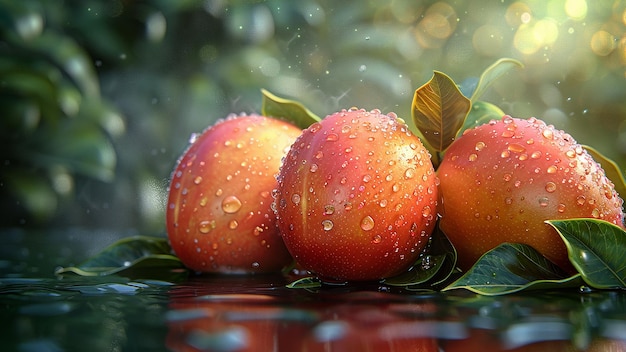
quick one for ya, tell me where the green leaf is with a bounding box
[469,58,524,102]
[55,236,186,279]
[261,88,321,129]
[456,101,505,138]
[286,276,322,289]
[384,254,447,287]
[547,219,626,289]
[582,145,626,202]
[412,71,471,152]
[384,225,457,287]
[443,243,584,295]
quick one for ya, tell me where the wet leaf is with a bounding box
[261,88,321,129]
[55,236,186,278]
[547,219,626,289]
[456,101,505,138]
[412,71,471,152]
[442,243,584,295]
[286,276,322,289]
[385,225,457,287]
[469,58,524,102]
[582,145,626,201]
[384,254,446,287]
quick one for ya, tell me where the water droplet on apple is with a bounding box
[222,196,242,213]
[360,216,375,231]
[545,182,557,193]
[199,220,216,233]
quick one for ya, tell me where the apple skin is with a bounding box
[437,115,625,271]
[166,114,301,274]
[274,108,438,282]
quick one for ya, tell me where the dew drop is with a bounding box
[545,182,557,193]
[292,193,301,205]
[542,129,554,140]
[371,234,382,244]
[404,168,415,179]
[503,173,512,182]
[229,220,238,229]
[362,174,372,183]
[501,150,511,158]
[468,153,478,162]
[475,141,486,151]
[547,165,557,174]
[360,216,375,231]
[508,143,526,153]
[557,203,566,213]
[576,195,586,205]
[538,197,549,207]
[310,164,319,173]
[501,130,515,138]
[309,122,322,133]
[531,151,542,159]
[222,196,242,213]
[591,208,600,218]
[193,176,203,184]
[326,133,339,142]
[199,220,216,234]
[322,219,334,231]
[422,205,432,218]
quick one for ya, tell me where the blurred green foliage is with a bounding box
[1,0,625,232]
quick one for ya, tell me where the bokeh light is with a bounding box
[3,0,625,230]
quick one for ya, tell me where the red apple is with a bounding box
[166,114,301,273]
[274,108,438,281]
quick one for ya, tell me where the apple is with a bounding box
[437,115,624,270]
[166,114,301,273]
[274,108,438,281]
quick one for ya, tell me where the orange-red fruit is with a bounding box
[438,115,624,271]
[166,114,301,273]
[274,108,438,281]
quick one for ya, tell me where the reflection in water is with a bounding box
[1,275,625,351]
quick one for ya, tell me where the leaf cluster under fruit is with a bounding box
[56,58,626,295]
